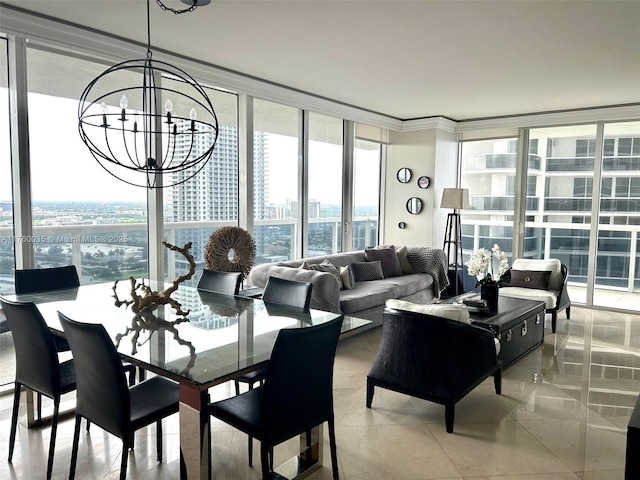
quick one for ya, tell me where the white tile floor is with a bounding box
[0,306,638,479]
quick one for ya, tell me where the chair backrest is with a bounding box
[0,297,61,396]
[197,269,243,295]
[511,258,563,291]
[380,308,498,395]
[58,312,131,440]
[15,265,80,295]
[262,276,313,310]
[261,316,343,446]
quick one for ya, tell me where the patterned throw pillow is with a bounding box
[340,265,355,290]
[365,247,403,278]
[299,259,343,289]
[510,270,552,290]
[350,260,384,282]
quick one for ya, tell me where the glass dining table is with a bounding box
[6,280,371,479]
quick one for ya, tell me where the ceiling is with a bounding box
[2,0,640,122]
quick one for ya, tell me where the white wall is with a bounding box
[382,127,456,249]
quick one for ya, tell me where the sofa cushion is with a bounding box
[339,280,398,314]
[510,270,552,290]
[396,245,414,274]
[384,273,434,297]
[385,299,471,324]
[365,247,403,278]
[351,260,384,282]
[340,265,355,290]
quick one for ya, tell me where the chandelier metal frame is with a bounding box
[78,0,218,189]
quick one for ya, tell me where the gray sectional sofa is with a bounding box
[247,248,449,328]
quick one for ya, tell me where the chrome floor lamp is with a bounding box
[441,188,469,296]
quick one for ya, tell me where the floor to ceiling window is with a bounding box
[163,84,238,286]
[526,125,598,305]
[460,138,518,265]
[26,48,148,284]
[307,112,343,255]
[0,39,12,294]
[253,99,300,263]
[353,139,381,250]
[595,121,640,309]
[0,38,15,388]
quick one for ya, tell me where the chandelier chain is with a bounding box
[155,0,198,15]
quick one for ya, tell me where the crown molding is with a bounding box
[454,104,640,132]
[400,116,457,133]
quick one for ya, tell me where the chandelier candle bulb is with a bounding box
[119,95,128,122]
[100,102,109,128]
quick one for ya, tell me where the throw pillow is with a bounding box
[509,270,552,290]
[340,265,355,290]
[365,246,403,278]
[299,259,343,289]
[385,299,471,324]
[351,260,384,282]
[396,245,414,274]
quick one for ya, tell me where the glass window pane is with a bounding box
[460,138,515,265]
[308,113,343,255]
[26,48,148,284]
[253,99,299,264]
[0,38,15,388]
[353,139,380,250]
[0,39,13,294]
[163,86,238,285]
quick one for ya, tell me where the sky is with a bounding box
[1,90,379,207]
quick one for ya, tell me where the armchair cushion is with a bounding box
[510,270,552,290]
[385,299,471,324]
[511,258,562,291]
[499,286,558,310]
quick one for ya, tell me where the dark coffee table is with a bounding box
[445,294,546,369]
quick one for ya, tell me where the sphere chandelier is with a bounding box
[78,0,218,189]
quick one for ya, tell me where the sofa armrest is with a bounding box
[249,265,341,313]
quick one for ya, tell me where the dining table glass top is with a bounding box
[7,281,370,389]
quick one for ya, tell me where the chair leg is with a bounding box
[46,398,60,480]
[566,306,571,319]
[260,443,270,479]
[247,382,255,466]
[157,420,163,462]
[69,415,82,480]
[328,417,340,480]
[551,311,557,333]
[37,392,42,421]
[8,383,21,463]
[86,419,91,432]
[366,378,374,408]
[235,380,241,396]
[445,403,455,433]
[494,368,502,395]
[119,442,129,480]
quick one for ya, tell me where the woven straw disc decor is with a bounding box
[204,226,256,278]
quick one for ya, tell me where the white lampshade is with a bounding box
[440,188,469,210]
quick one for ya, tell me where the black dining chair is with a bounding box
[58,312,179,480]
[197,269,243,295]
[0,297,77,480]
[208,315,344,479]
[232,276,313,465]
[14,266,138,415]
[234,276,313,395]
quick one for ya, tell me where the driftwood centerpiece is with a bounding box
[113,241,196,317]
